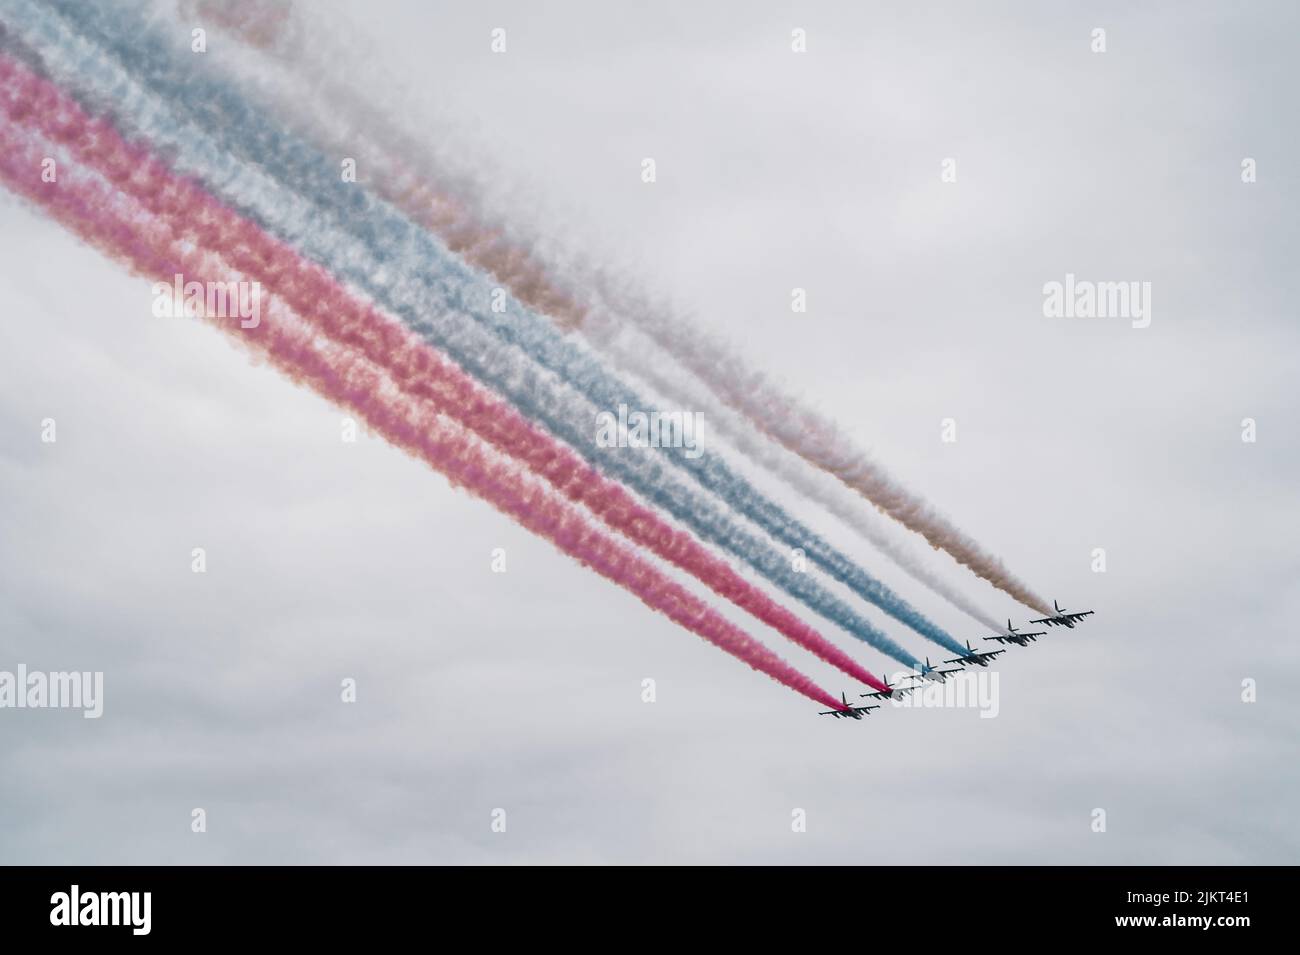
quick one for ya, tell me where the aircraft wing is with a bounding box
[923,666,962,679]
[1065,611,1095,623]
[948,652,1000,665]
[821,706,875,718]
[866,684,919,699]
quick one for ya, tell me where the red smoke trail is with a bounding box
[195,5,1049,615]
[0,52,888,695]
[0,79,849,711]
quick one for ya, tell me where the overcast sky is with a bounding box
[1,0,1297,864]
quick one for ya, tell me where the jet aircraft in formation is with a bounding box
[819,601,1096,720]
[818,691,880,720]
[944,640,1005,668]
[860,675,922,701]
[984,620,1047,647]
[1030,600,1096,629]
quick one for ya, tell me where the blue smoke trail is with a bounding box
[8,0,959,661]
[34,0,965,658]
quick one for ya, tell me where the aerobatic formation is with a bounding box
[819,603,1096,720]
[0,0,1096,720]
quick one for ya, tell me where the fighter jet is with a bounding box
[984,619,1048,647]
[1030,600,1096,629]
[861,675,922,700]
[912,657,963,683]
[944,639,1005,668]
[819,691,881,720]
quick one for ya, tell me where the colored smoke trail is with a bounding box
[2,0,930,667]
[593,340,1008,633]
[183,0,1049,616]
[0,51,891,694]
[177,1,1004,633]
[27,0,967,655]
[0,96,847,710]
[592,277,1055,617]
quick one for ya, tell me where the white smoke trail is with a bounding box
[586,273,1053,616]
[607,326,1006,630]
[163,0,1048,616]
[9,0,940,665]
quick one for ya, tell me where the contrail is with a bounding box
[28,0,971,654]
[4,0,936,667]
[0,51,893,695]
[171,0,1005,632]
[0,97,849,711]
[178,0,1049,616]
[590,276,1054,616]
[589,340,1008,632]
